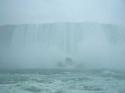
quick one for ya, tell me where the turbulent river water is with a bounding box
[0,69,125,93]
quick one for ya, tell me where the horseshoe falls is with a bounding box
[0,23,125,69]
[0,23,125,93]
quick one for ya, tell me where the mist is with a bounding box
[0,0,125,70]
[0,0,125,25]
[0,23,125,70]
[1,1,125,93]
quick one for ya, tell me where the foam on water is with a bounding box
[0,69,125,93]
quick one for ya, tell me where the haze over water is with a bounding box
[0,23,125,70]
[0,0,125,93]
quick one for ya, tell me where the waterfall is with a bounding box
[0,23,125,69]
[10,23,81,59]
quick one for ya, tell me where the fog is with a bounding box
[0,23,125,70]
[0,0,125,25]
[0,0,125,70]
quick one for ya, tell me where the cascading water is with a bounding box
[0,23,125,69]
[1,23,125,93]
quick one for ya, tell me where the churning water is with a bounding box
[0,69,125,93]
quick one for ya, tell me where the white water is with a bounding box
[0,69,125,93]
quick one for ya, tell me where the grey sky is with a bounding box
[0,0,125,25]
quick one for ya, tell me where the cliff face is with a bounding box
[0,23,125,69]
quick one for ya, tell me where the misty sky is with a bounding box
[0,0,125,70]
[0,0,125,25]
